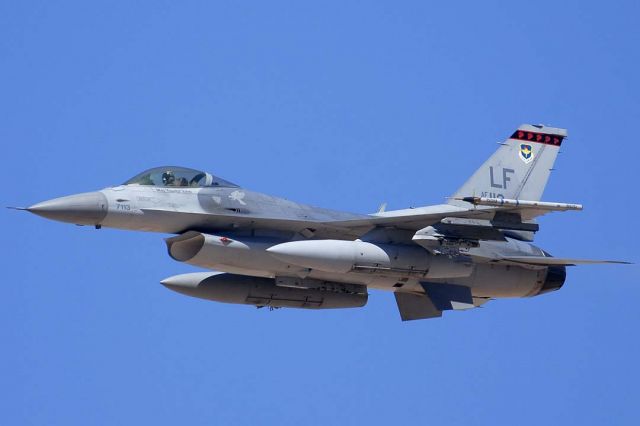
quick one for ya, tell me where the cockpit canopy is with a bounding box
[123,166,238,188]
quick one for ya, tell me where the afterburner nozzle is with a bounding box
[27,191,108,225]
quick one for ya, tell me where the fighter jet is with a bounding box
[18,124,628,320]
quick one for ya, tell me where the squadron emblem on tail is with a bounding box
[519,143,534,164]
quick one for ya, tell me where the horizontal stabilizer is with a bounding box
[498,256,631,266]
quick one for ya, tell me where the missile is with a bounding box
[458,196,582,211]
[160,272,367,309]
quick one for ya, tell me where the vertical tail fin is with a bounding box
[450,124,567,203]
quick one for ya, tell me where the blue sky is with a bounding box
[2,1,639,424]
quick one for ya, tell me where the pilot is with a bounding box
[162,170,175,186]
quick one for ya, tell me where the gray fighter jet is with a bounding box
[18,124,628,320]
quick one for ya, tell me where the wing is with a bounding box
[489,256,631,266]
[325,200,580,233]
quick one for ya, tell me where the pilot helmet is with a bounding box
[162,170,175,185]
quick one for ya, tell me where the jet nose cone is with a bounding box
[28,191,108,225]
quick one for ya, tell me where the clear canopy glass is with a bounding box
[123,166,238,188]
